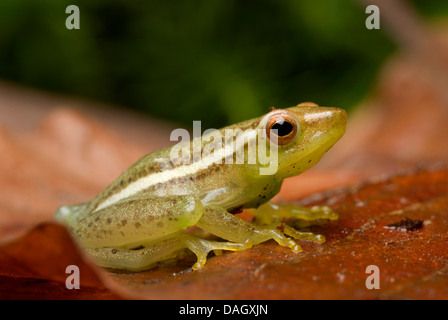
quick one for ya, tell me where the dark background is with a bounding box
[0,0,446,128]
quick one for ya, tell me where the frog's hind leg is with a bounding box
[85,233,251,271]
[85,235,185,271]
[66,194,250,271]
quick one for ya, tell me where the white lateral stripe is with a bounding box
[93,130,257,212]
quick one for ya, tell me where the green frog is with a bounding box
[55,102,346,271]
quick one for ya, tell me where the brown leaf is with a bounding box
[0,222,120,299]
[1,165,448,299]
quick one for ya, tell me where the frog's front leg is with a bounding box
[251,201,338,225]
[197,205,304,253]
[249,201,338,244]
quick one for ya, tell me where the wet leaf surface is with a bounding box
[1,165,447,299]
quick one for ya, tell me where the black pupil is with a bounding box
[272,119,293,136]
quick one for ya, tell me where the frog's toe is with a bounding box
[286,239,303,253]
[256,225,303,253]
[310,205,339,220]
[283,224,326,244]
[192,255,207,270]
[243,239,253,250]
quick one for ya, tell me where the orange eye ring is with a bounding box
[265,111,299,145]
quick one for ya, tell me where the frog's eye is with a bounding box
[265,111,299,145]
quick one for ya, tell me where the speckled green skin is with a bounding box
[55,103,346,271]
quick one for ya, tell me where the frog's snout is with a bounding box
[301,106,347,139]
[331,107,347,127]
[333,108,347,137]
[318,107,347,147]
[329,107,347,135]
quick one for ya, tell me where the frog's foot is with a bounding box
[252,201,338,225]
[185,237,252,270]
[282,224,326,244]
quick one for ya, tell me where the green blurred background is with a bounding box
[0,0,447,128]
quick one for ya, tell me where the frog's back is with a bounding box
[86,127,260,214]
[88,146,184,212]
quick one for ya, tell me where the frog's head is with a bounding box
[257,102,346,178]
